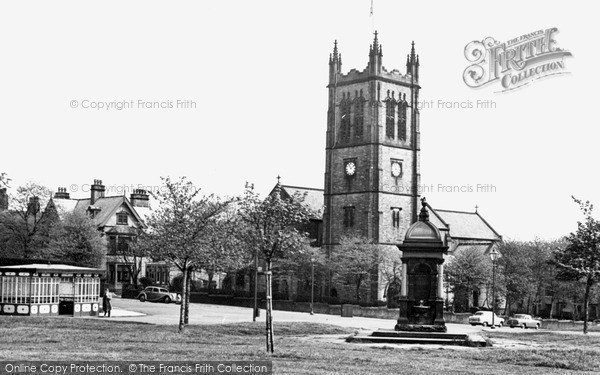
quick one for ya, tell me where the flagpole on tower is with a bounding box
[370,0,375,34]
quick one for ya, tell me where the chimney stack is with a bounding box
[27,196,40,215]
[90,179,105,205]
[54,187,70,200]
[0,188,8,211]
[130,189,150,207]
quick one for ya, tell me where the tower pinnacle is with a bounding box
[407,41,419,81]
[329,39,342,79]
[368,30,383,74]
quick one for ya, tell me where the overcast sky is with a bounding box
[1,1,598,241]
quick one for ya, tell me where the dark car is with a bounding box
[136,286,181,304]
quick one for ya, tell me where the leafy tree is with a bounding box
[0,172,10,188]
[529,239,567,317]
[196,207,249,294]
[238,183,314,353]
[379,246,403,305]
[143,176,234,332]
[48,210,104,267]
[330,235,379,304]
[497,241,534,314]
[0,182,53,258]
[554,197,600,334]
[276,242,325,302]
[445,246,491,312]
[121,230,152,287]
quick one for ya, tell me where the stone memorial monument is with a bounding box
[395,197,448,332]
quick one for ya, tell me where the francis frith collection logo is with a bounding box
[463,27,572,92]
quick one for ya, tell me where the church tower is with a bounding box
[323,33,421,301]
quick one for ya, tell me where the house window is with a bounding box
[117,212,128,225]
[108,236,117,254]
[117,265,130,283]
[343,206,355,228]
[391,207,402,228]
[386,99,395,139]
[398,100,407,141]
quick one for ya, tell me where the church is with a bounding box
[271,33,501,305]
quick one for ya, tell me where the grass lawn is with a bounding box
[1,317,599,374]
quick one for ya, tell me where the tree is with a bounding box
[0,182,53,258]
[276,241,325,302]
[497,241,534,314]
[379,246,403,306]
[554,197,600,334]
[445,246,491,312]
[238,183,314,353]
[143,176,234,332]
[122,230,152,287]
[0,172,10,188]
[196,208,249,294]
[529,239,567,317]
[49,210,105,268]
[330,235,379,304]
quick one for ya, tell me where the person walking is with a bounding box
[102,288,112,317]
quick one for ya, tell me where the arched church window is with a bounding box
[391,207,402,228]
[398,100,407,141]
[354,98,364,140]
[385,99,395,139]
[340,98,351,143]
[343,206,355,228]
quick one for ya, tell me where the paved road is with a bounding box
[104,297,504,335]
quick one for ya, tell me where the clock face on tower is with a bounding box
[345,161,356,176]
[391,161,402,177]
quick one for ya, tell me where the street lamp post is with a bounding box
[489,248,499,329]
[253,249,259,321]
[310,257,315,315]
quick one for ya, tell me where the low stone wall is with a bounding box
[190,293,477,322]
[542,319,600,332]
[443,312,471,324]
[188,294,600,332]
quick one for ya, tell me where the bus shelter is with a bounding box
[0,264,104,317]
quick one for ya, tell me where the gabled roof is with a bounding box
[53,198,79,216]
[270,185,324,220]
[56,195,146,229]
[429,207,502,241]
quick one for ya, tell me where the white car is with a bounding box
[507,314,541,329]
[468,311,504,327]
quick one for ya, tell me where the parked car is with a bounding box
[507,314,541,329]
[468,311,504,327]
[137,286,181,304]
[121,284,144,299]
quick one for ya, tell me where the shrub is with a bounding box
[139,277,154,288]
[190,280,203,292]
[320,296,341,305]
[171,275,184,293]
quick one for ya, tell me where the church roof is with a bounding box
[268,183,501,241]
[429,208,501,241]
[272,185,324,220]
